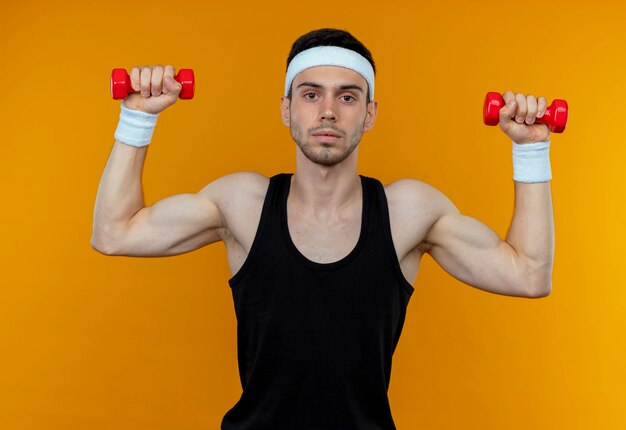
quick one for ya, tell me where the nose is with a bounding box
[319,98,337,122]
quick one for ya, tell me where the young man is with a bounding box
[92,28,554,429]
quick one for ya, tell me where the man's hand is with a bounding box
[498,91,551,144]
[123,64,183,114]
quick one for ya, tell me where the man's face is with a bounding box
[280,66,378,167]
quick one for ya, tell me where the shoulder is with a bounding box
[382,178,460,251]
[197,171,269,202]
[197,171,270,216]
[383,178,458,216]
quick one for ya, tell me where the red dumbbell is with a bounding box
[483,91,568,133]
[110,68,195,100]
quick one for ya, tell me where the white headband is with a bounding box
[284,46,375,102]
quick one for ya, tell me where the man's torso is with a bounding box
[212,172,442,285]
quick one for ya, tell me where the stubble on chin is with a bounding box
[290,119,363,167]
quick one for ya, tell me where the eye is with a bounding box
[304,92,318,100]
[341,95,356,102]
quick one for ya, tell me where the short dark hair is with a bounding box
[285,28,376,102]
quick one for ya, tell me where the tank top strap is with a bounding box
[361,175,415,294]
[227,173,290,286]
[269,173,293,219]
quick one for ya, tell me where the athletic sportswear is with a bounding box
[221,173,414,429]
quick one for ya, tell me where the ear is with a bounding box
[280,96,291,127]
[363,100,378,132]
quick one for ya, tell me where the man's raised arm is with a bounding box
[421,91,555,298]
[91,64,224,257]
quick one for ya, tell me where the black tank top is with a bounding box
[221,173,414,430]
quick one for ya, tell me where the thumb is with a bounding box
[498,98,516,125]
[164,75,182,95]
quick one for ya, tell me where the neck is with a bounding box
[291,147,361,214]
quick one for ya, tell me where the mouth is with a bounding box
[312,129,342,143]
[313,134,340,143]
[312,129,341,138]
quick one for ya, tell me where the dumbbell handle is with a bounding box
[110,68,195,100]
[483,91,568,133]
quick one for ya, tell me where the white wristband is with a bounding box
[114,101,159,147]
[512,140,552,183]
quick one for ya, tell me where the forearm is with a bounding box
[91,140,147,248]
[505,181,555,292]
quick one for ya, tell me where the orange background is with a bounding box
[1,0,624,428]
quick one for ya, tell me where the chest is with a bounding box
[287,204,363,264]
[223,178,432,286]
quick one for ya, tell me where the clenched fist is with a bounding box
[498,91,550,144]
[123,64,182,114]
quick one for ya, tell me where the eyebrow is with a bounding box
[296,81,364,93]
